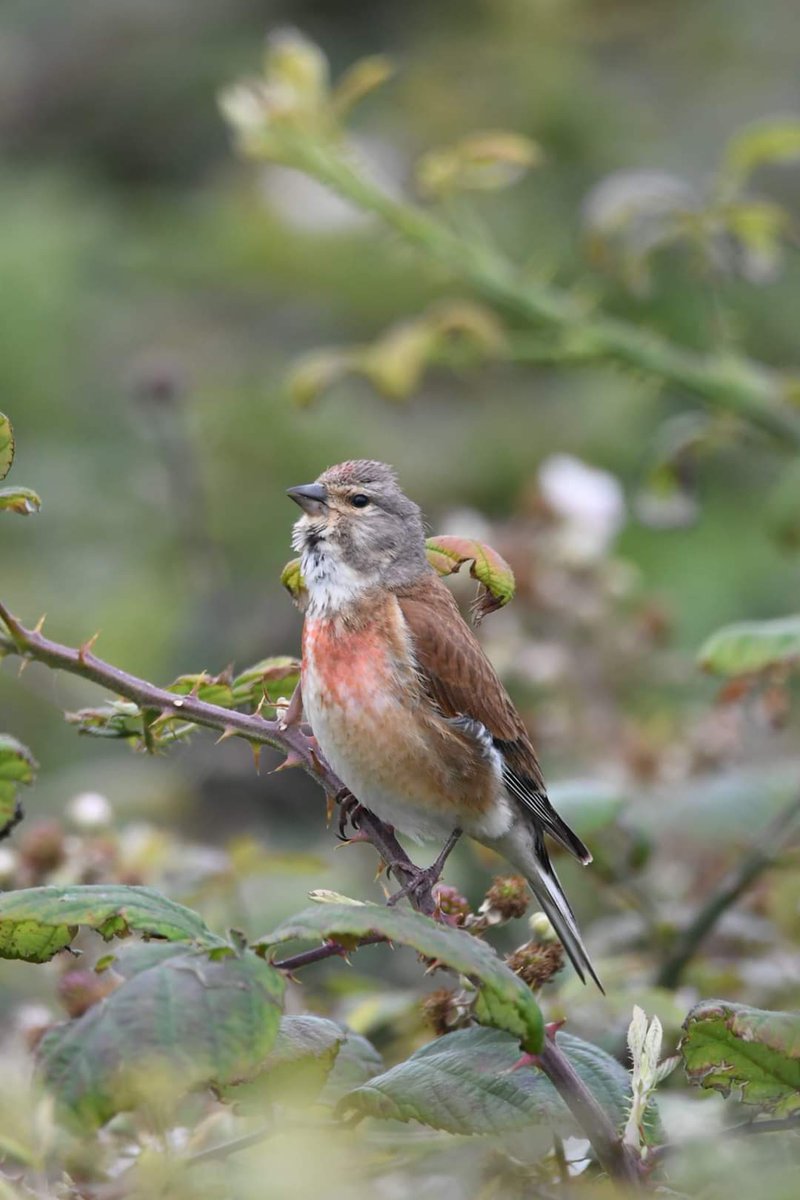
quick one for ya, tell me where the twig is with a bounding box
[272,933,387,971]
[655,790,800,990]
[280,136,800,449]
[535,1028,642,1186]
[0,604,436,917]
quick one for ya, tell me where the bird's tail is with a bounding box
[493,824,604,993]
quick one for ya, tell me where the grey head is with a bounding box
[287,460,429,607]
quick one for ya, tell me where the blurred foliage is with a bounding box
[2,1,800,1196]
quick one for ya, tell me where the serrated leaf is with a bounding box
[0,487,41,515]
[168,673,234,707]
[425,535,515,623]
[231,657,301,705]
[724,119,800,184]
[256,902,543,1052]
[0,734,37,839]
[338,1026,632,1138]
[681,1001,800,1116]
[39,949,284,1127]
[65,701,145,741]
[0,884,229,962]
[698,615,800,676]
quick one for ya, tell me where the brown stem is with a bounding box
[272,933,387,971]
[535,1029,642,1186]
[0,604,435,916]
[655,789,800,990]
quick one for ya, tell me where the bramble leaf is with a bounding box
[681,1001,800,1116]
[425,535,515,622]
[39,949,284,1127]
[339,1026,633,1138]
[0,734,37,840]
[0,884,230,962]
[698,615,800,676]
[256,901,543,1052]
[0,414,13,481]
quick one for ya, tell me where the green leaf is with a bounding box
[231,657,301,705]
[698,615,800,676]
[65,700,145,741]
[230,1015,346,1108]
[39,949,284,1127]
[0,884,229,962]
[0,487,41,515]
[168,672,234,707]
[425,535,515,623]
[0,734,37,839]
[318,1029,384,1106]
[256,902,543,1052]
[339,1026,632,1138]
[681,1001,800,1116]
[0,413,13,481]
[724,119,800,184]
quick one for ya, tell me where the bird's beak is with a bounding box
[286,482,328,516]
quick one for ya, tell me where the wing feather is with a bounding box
[395,576,591,864]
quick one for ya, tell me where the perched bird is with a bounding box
[287,460,601,989]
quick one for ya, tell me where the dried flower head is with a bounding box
[421,987,471,1036]
[481,875,529,922]
[506,940,565,989]
[433,883,472,924]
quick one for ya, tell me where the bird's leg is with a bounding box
[386,828,463,907]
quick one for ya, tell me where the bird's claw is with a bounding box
[336,790,365,841]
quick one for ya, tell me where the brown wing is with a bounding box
[395,575,591,864]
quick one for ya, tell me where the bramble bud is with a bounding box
[433,883,471,924]
[481,875,529,922]
[57,968,119,1018]
[506,940,565,989]
[18,819,66,877]
[421,987,472,1035]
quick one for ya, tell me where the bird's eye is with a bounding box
[350,493,371,508]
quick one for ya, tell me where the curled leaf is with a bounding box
[0,487,41,515]
[425,535,515,623]
[698,615,800,677]
[0,414,14,481]
[0,734,37,840]
[281,557,307,610]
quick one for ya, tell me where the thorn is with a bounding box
[189,673,209,698]
[325,793,336,825]
[32,613,47,635]
[508,1052,540,1073]
[149,708,177,730]
[334,829,371,847]
[78,631,100,663]
[254,692,268,718]
[250,742,262,775]
[271,749,303,773]
[217,663,235,686]
[545,1019,566,1039]
[214,725,238,744]
[17,657,30,677]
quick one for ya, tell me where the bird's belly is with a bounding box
[302,618,507,843]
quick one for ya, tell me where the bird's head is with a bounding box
[288,460,428,603]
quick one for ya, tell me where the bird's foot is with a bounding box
[386,829,462,907]
[335,789,366,841]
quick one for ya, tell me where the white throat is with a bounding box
[299,541,376,617]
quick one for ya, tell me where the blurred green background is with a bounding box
[2,0,800,1029]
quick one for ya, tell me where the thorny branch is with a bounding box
[534,1028,644,1187]
[0,602,436,917]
